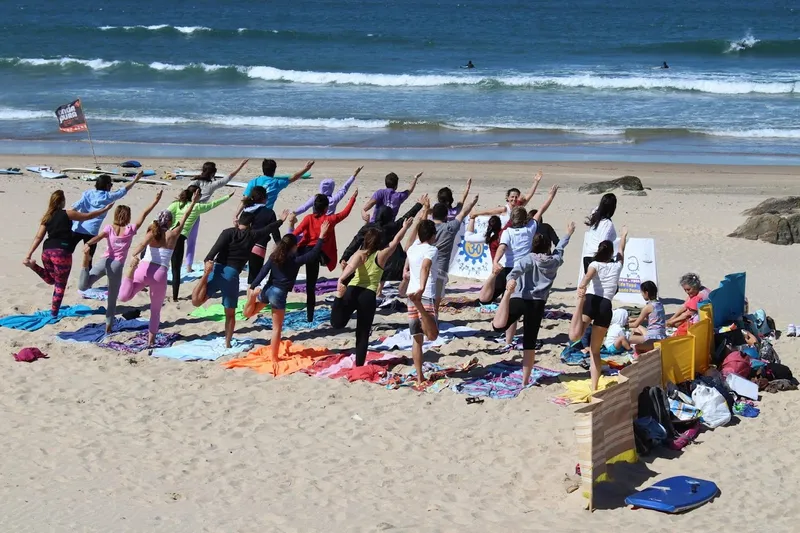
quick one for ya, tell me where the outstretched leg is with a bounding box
[191,261,214,307]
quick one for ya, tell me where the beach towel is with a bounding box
[453,361,562,399]
[555,376,618,405]
[381,357,479,393]
[303,351,408,382]
[167,263,205,283]
[292,278,338,295]
[98,331,179,353]
[222,340,333,377]
[56,318,149,343]
[79,287,109,301]
[369,323,479,352]
[254,307,331,331]
[151,336,254,361]
[479,303,498,314]
[0,305,103,332]
[544,309,573,320]
[190,301,305,322]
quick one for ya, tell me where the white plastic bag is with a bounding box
[691,384,731,429]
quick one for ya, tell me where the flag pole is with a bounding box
[81,99,99,169]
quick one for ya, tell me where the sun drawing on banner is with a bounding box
[456,238,487,277]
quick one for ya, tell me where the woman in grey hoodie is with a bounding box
[294,166,360,216]
[480,221,575,386]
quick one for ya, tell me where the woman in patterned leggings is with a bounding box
[23,190,114,316]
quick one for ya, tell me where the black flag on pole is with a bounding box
[55,99,88,133]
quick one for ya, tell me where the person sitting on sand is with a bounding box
[614,281,666,354]
[119,191,200,347]
[471,170,542,220]
[191,209,289,348]
[603,308,630,355]
[70,172,143,259]
[244,222,330,364]
[490,221,575,386]
[667,273,711,335]
[331,218,413,366]
[79,189,163,333]
[24,190,115,317]
[361,171,421,223]
[243,159,315,209]
[437,178,472,221]
[295,166,361,217]
[568,227,629,391]
[405,220,441,385]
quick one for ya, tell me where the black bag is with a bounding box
[764,362,795,382]
[637,386,677,440]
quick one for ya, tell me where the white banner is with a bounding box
[578,236,658,306]
[447,215,509,280]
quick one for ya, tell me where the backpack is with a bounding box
[637,386,678,440]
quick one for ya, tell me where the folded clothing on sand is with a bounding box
[303,351,408,382]
[222,340,333,377]
[254,307,331,331]
[99,331,179,353]
[292,278,338,295]
[453,361,561,399]
[555,376,618,405]
[0,305,103,332]
[369,322,479,352]
[152,336,254,361]
[57,318,148,343]
[78,287,109,301]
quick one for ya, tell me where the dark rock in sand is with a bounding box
[742,197,800,217]
[578,176,644,194]
[731,197,800,245]
[625,191,648,197]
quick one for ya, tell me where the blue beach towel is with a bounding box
[166,263,205,283]
[453,361,561,399]
[254,307,331,331]
[0,305,103,332]
[151,336,255,361]
[57,318,149,343]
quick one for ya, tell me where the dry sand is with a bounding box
[1,156,799,532]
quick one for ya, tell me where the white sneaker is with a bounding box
[788,324,796,337]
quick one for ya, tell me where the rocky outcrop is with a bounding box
[730,197,800,245]
[578,176,644,194]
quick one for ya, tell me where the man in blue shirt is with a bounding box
[70,172,143,257]
[243,159,315,209]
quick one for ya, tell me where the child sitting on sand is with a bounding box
[614,281,666,354]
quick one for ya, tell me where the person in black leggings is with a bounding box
[331,219,412,365]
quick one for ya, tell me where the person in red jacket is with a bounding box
[293,188,358,321]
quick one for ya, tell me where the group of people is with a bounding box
[25,159,706,391]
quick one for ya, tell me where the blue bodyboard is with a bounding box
[625,476,718,513]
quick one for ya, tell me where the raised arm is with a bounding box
[66,202,115,222]
[361,196,377,223]
[122,171,143,193]
[519,170,542,207]
[471,206,505,217]
[293,195,315,216]
[532,184,558,223]
[195,191,233,214]
[129,230,155,259]
[252,210,288,240]
[330,170,358,205]
[289,160,315,184]
[398,194,426,224]
[377,217,413,268]
[459,178,472,209]
[576,266,598,298]
[84,226,110,248]
[337,251,366,292]
[405,195,431,248]
[617,226,629,262]
[135,190,163,229]
[454,194,479,223]
[551,222,575,265]
[332,189,358,224]
[226,158,248,181]
[405,172,422,194]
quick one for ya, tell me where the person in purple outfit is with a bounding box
[361,171,422,223]
[294,166,361,216]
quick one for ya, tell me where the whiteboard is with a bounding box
[447,215,509,280]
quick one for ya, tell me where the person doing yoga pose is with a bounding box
[24,190,115,316]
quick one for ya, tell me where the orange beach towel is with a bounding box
[222,340,333,377]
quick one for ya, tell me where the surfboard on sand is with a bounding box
[625,476,718,513]
[174,171,313,181]
[1,168,22,175]
[40,170,68,179]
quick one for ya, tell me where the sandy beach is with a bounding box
[1,155,799,532]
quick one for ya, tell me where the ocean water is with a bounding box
[1,0,799,163]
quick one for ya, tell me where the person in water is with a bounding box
[662,61,669,69]
[465,61,475,69]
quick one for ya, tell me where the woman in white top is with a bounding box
[118,190,200,347]
[185,159,249,271]
[569,226,628,391]
[581,193,617,277]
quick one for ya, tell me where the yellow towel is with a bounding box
[558,376,618,404]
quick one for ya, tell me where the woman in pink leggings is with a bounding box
[119,190,199,346]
